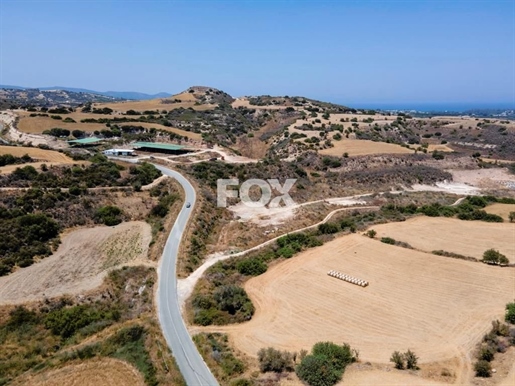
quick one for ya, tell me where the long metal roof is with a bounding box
[131,142,185,150]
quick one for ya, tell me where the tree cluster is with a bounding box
[296,342,358,386]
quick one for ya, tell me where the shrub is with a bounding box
[213,285,254,318]
[366,229,376,238]
[482,249,509,265]
[474,360,492,377]
[311,342,355,371]
[380,237,396,245]
[404,349,419,369]
[506,302,515,324]
[432,151,445,160]
[390,351,404,369]
[296,342,357,386]
[318,222,339,235]
[95,205,123,226]
[477,345,495,362]
[236,258,267,276]
[257,347,294,373]
[296,355,341,386]
[509,212,515,223]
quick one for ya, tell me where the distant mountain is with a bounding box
[0,88,121,106]
[0,85,172,100]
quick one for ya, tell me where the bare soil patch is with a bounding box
[449,168,515,190]
[12,358,145,386]
[319,139,413,157]
[217,234,515,364]
[373,216,515,262]
[0,221,152,304]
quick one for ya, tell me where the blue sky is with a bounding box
[0,0,513,107]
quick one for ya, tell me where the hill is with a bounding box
[0,88,122,107]
[0,85,172,100]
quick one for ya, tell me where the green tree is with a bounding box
[95,205,123,226]
[482,249,509,265]
[237,258,267,276]
[296,354,341,386]
[318,223,339,235]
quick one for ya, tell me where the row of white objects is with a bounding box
[328,270,369,287]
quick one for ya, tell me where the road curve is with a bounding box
[153,164,219,386]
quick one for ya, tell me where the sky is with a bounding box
[0,0,514,108]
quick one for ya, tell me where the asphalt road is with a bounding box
[154,164,219,386]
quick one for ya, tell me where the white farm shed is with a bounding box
[102,149,135,156]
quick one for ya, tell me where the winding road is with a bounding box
[153,164,219,386]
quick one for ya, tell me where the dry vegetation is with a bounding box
[11,358,145,386]
[0,221,152,304]
[0,266,185,385]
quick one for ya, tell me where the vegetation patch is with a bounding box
[0,266,184,386]
[193,333,246,383]
[189,231,322,326]
[296,341,358,386]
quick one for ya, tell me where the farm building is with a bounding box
[68,137,103,147]
[131,141,193,155]
[102,149,136,157]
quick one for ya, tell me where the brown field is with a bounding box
[427,143,454,152]
[16,111,200,140]
[0,221,152,305]
[319,139,414,156]
[485,203,515,222]
[219,233,515,365]
[17,113,107,133]
[373,216,515,262]
[0,145,73,162]
[12,358,144,386]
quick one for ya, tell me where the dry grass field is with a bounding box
[16,111,200,140]
[485,203,515,222]
[11,358,144,386]
[319,139,414,156]
[218,233,515,366]
[0,221,152,304]
[17,112,107,133]
[373,216,515,262]
[0,145,73,162]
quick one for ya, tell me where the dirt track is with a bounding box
[0,221,152,304]
[210,233,514,366]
